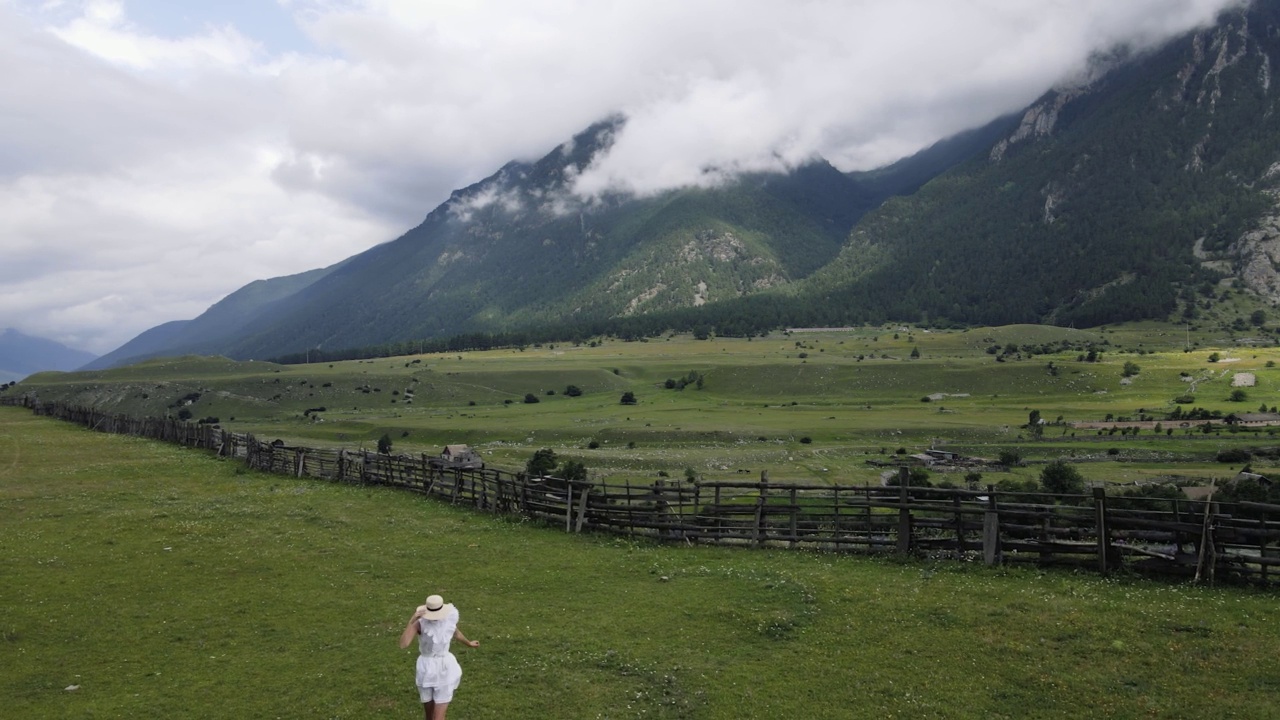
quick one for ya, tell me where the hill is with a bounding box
[0,328,96,382]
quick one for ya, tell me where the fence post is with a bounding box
[1093,487,1111,574]
[983,485,1001,566]
[565,482,574,533]
[1195,482,1218,585]
[574,483,590,533]
[755,471,769,548]
[1260,511,1270,585]
[713,484,723,540]
[953,494,967,556]
[655,480,670,541]
[896,466,911,554]
[789,485,799,549]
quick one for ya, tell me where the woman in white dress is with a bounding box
[398,594,479,720]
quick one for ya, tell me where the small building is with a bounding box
[924,449,963,462]
[431,444,484,469]
[1226,413,1280,427]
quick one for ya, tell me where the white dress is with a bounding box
[416,605,463,694]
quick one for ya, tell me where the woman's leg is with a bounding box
[422,701,434,720]
[431,701,449,720]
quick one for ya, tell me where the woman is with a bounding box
[398,594,479,720]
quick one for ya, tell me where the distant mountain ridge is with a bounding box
[92,0,1280,366]
[0,328,96,382]
[85,260,350,370]
[791,0,1280,329]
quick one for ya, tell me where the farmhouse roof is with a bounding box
[1230,413,1280,424]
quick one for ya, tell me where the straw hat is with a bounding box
[417,594,449,620]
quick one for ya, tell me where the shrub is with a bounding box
[524,393,540,404]
[564,385,583,397]
[1040,460,1085,495]
[377,433,393,455]
[799,436,812,444]
[997,449,1022,466]
[1216,448,1251,463]
[560,460,588,482]
[526,448,557,476]
[620,391,638,405]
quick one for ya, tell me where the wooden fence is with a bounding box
[7,396,1280,587]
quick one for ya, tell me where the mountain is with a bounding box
[791,1,1280,328]
[84,261,348,370]
[0,328,97,382]
[97,1,1280,365]
[99,119,924,365]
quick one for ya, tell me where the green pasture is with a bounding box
[8,322,1280,487]
[3,407,1280,718]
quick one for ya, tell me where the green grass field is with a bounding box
[3,406,1280,718]
[8,322,1280,489]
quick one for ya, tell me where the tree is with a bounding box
[620,391,638,405]
[377,433,393,455]
[559,459,588,482]
[998,449,1022,466]
[1122,361,1140,377]
[886,467,932,486]
[526,448,558,477]
[1040,459,1085,495]
[1230,389,1248,402]
[1027,409,1041,427]
[1251,309,1267,326]
[910,346,921,359]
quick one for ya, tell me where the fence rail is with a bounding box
[6,396,1279,587]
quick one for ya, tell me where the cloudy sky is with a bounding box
[0,0,1245,355]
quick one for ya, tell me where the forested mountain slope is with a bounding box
[94,2,1280,365]
[797,1,1280,328]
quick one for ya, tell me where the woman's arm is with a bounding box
[398,611,423,649]
[453,627,479,648]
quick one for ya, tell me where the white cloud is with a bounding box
[51,0,263,70]
[0,0,1246,355]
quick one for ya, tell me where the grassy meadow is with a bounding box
[3,406,1280,719]
[9,322,1280,489]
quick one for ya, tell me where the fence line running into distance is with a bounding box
[6,396,1280,587]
